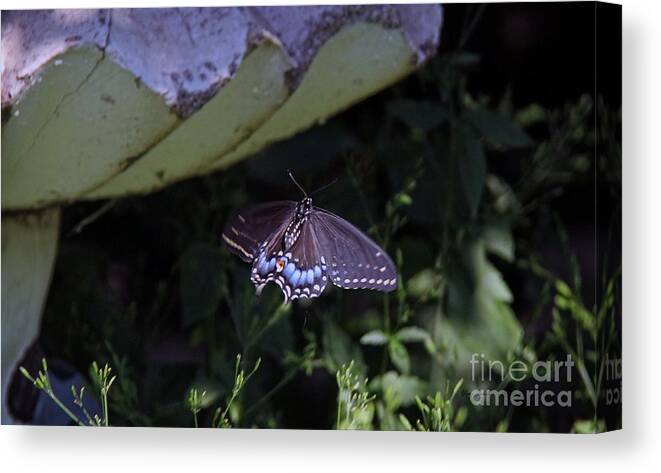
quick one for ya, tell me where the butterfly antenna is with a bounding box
[287,170,308,197]
[311,177,339,196]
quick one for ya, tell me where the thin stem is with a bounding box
[380,296,391,374]
[245,370,297,417]
[103,392,109,427]
[45,389,86,427]
[459,4,487,49]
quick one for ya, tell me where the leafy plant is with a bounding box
[211,355,261,428]
[402,380,466,432]
[336,361,375,430]
[20,359,115,426]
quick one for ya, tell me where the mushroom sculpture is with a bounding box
[1,5,443,423]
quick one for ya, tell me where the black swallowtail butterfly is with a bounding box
[222,175,398,303]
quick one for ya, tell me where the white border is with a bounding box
[1,0,659,471]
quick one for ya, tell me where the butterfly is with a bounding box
[222,175,398,303]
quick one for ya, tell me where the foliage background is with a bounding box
[22,3,621,432]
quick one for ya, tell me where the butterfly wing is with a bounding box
[250,217,329,303]
[281,222,329,301]
[222,201,296,262]
[310,208,398,292]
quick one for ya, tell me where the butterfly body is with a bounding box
[222,196,397,303]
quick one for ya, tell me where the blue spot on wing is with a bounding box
[283,262,295,278]
[290,270,301,287]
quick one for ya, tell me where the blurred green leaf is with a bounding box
[370,371,428,408]
[426,239,522,379]
[323,318,366,377]
[387,99,449,131]
[360,330,389,346]
[483,222,515,262]
[388,338,411,374]
[486,175,521,215]
[395,326,432,345]
[406,269,442,301]
[456,124,487,217]
[571,419,605,434]
[496,419,509,432]
[466,108,534,148]
[515,103,546,127]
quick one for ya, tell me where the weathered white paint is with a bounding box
[205,23,416,172]
[86,41,292,198]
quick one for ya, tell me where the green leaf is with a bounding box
[322,319,366,377]
[454,406,468,429]
[465,108,534,149]
[360,330,389,346]
[496,419,509,432]
[399,414,413,430]
[406,269,442,301]
[394,192,413,207]
[450,379,464,401]
[571,419,605,434]
[424,239,523,380]
[179,243,224,327]
[388,338,410,374]
[515,103,546,127]
[482,222,515,262]
[387,99,449,131]
[555,280,573,297]
[456,124,487,217]
[395,326,432,344]
[369,371,428,407]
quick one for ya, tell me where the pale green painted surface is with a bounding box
[205,23,416,172]
[2,47,179,210]
[1,209,60,424]
[86,42,292,199]
[2,23,422,208]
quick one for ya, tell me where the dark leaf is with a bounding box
[466,108,534,148]
[179,243,224,327]
[387,99,449,131]
[322,318,366,377]
[388,338,410,374]
[456,124,487,217]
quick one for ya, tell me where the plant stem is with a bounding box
[459,4,487,49]
[46,389,86,427]
[245,369,297,417]
[380,296,391,374]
